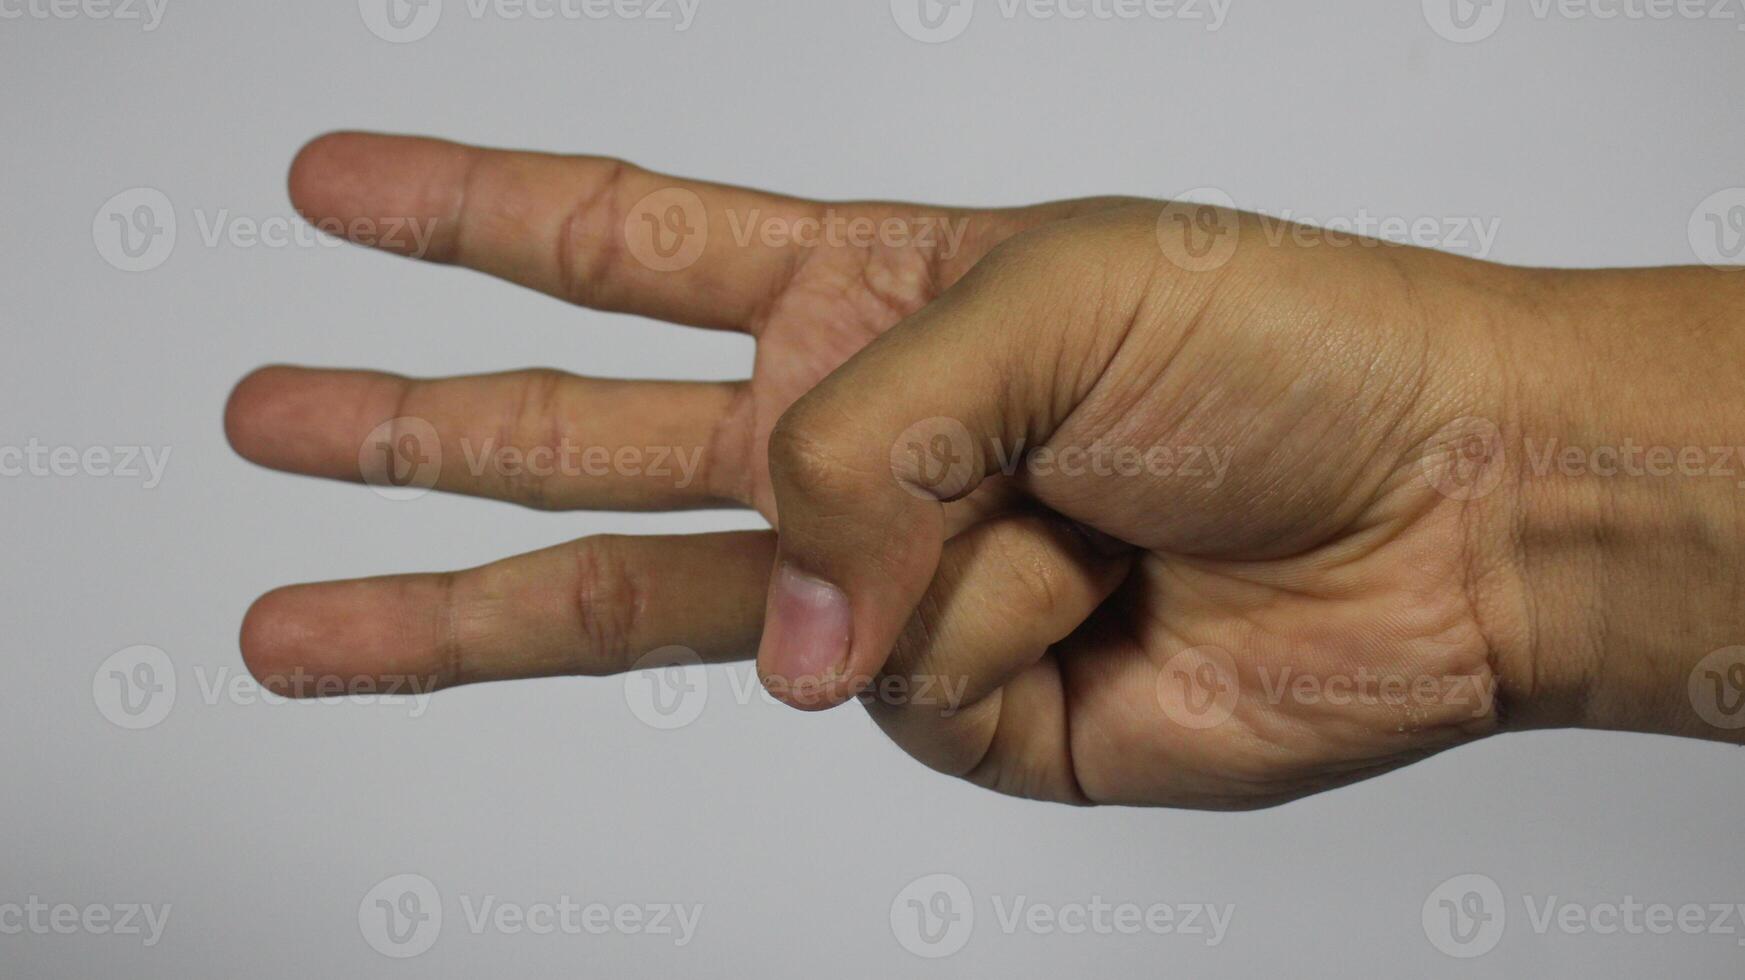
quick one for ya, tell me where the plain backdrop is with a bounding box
[4,1,1744,976]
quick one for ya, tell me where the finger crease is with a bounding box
[557,158,630,309]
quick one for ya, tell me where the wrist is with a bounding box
[1489,267,1745,740]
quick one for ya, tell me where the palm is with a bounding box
[727,225,945,518]
[1060,517,1497,808]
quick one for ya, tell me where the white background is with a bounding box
[3,0,1744,975]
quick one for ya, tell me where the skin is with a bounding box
[230,131,1745,809]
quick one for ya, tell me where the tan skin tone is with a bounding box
[231,132,1745,809]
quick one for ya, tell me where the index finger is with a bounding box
[290,132,907,332]
[288,131,1121,333]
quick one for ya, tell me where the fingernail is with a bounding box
[763,564,851,688]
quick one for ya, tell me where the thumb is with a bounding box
[755,236,1112,710]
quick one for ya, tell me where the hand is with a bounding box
[751,201,1745,807]
[232,133,1745,810]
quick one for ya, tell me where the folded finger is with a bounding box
[858,514,1131,782]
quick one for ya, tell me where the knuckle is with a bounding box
[432,571,467,688]
[974,218,1082,280]
[988,525,1073,625]
[767,411,865,501]
[497,369,572,509]
[557,158,635,308]
[1006,554,1068,625]
[567,535,642,671]
[885,590,946,686]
